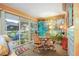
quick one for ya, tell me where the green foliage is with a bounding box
[50,32,63,41]
[50,31,57,41]
[7,31,17,38]
[50,35,56,41]
[20,39,25,44]
[56,33,63,41]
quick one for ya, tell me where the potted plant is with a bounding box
[55,33,63,44]
[50,31,63,44]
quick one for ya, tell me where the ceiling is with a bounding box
[5,3,64,18]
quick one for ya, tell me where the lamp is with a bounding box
[60,25,63,29]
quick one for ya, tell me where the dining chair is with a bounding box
[33,33,43,53]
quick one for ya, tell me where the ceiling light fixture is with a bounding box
[5,19,19,23]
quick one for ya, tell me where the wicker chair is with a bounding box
[33,33,43,53]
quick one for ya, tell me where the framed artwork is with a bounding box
[68,4,73,27]
[38,20,48,38]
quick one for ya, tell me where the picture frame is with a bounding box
[68,4,73,27]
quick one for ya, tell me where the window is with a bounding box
[5,13,20,41]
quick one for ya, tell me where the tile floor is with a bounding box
[18,42,68,56]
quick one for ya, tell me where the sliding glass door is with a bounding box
[5,13,20,45]
[20,17,31,44]
[5,12,31,45]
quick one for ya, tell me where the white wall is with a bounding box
[0,11,6,35]
[5,3,63,17]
